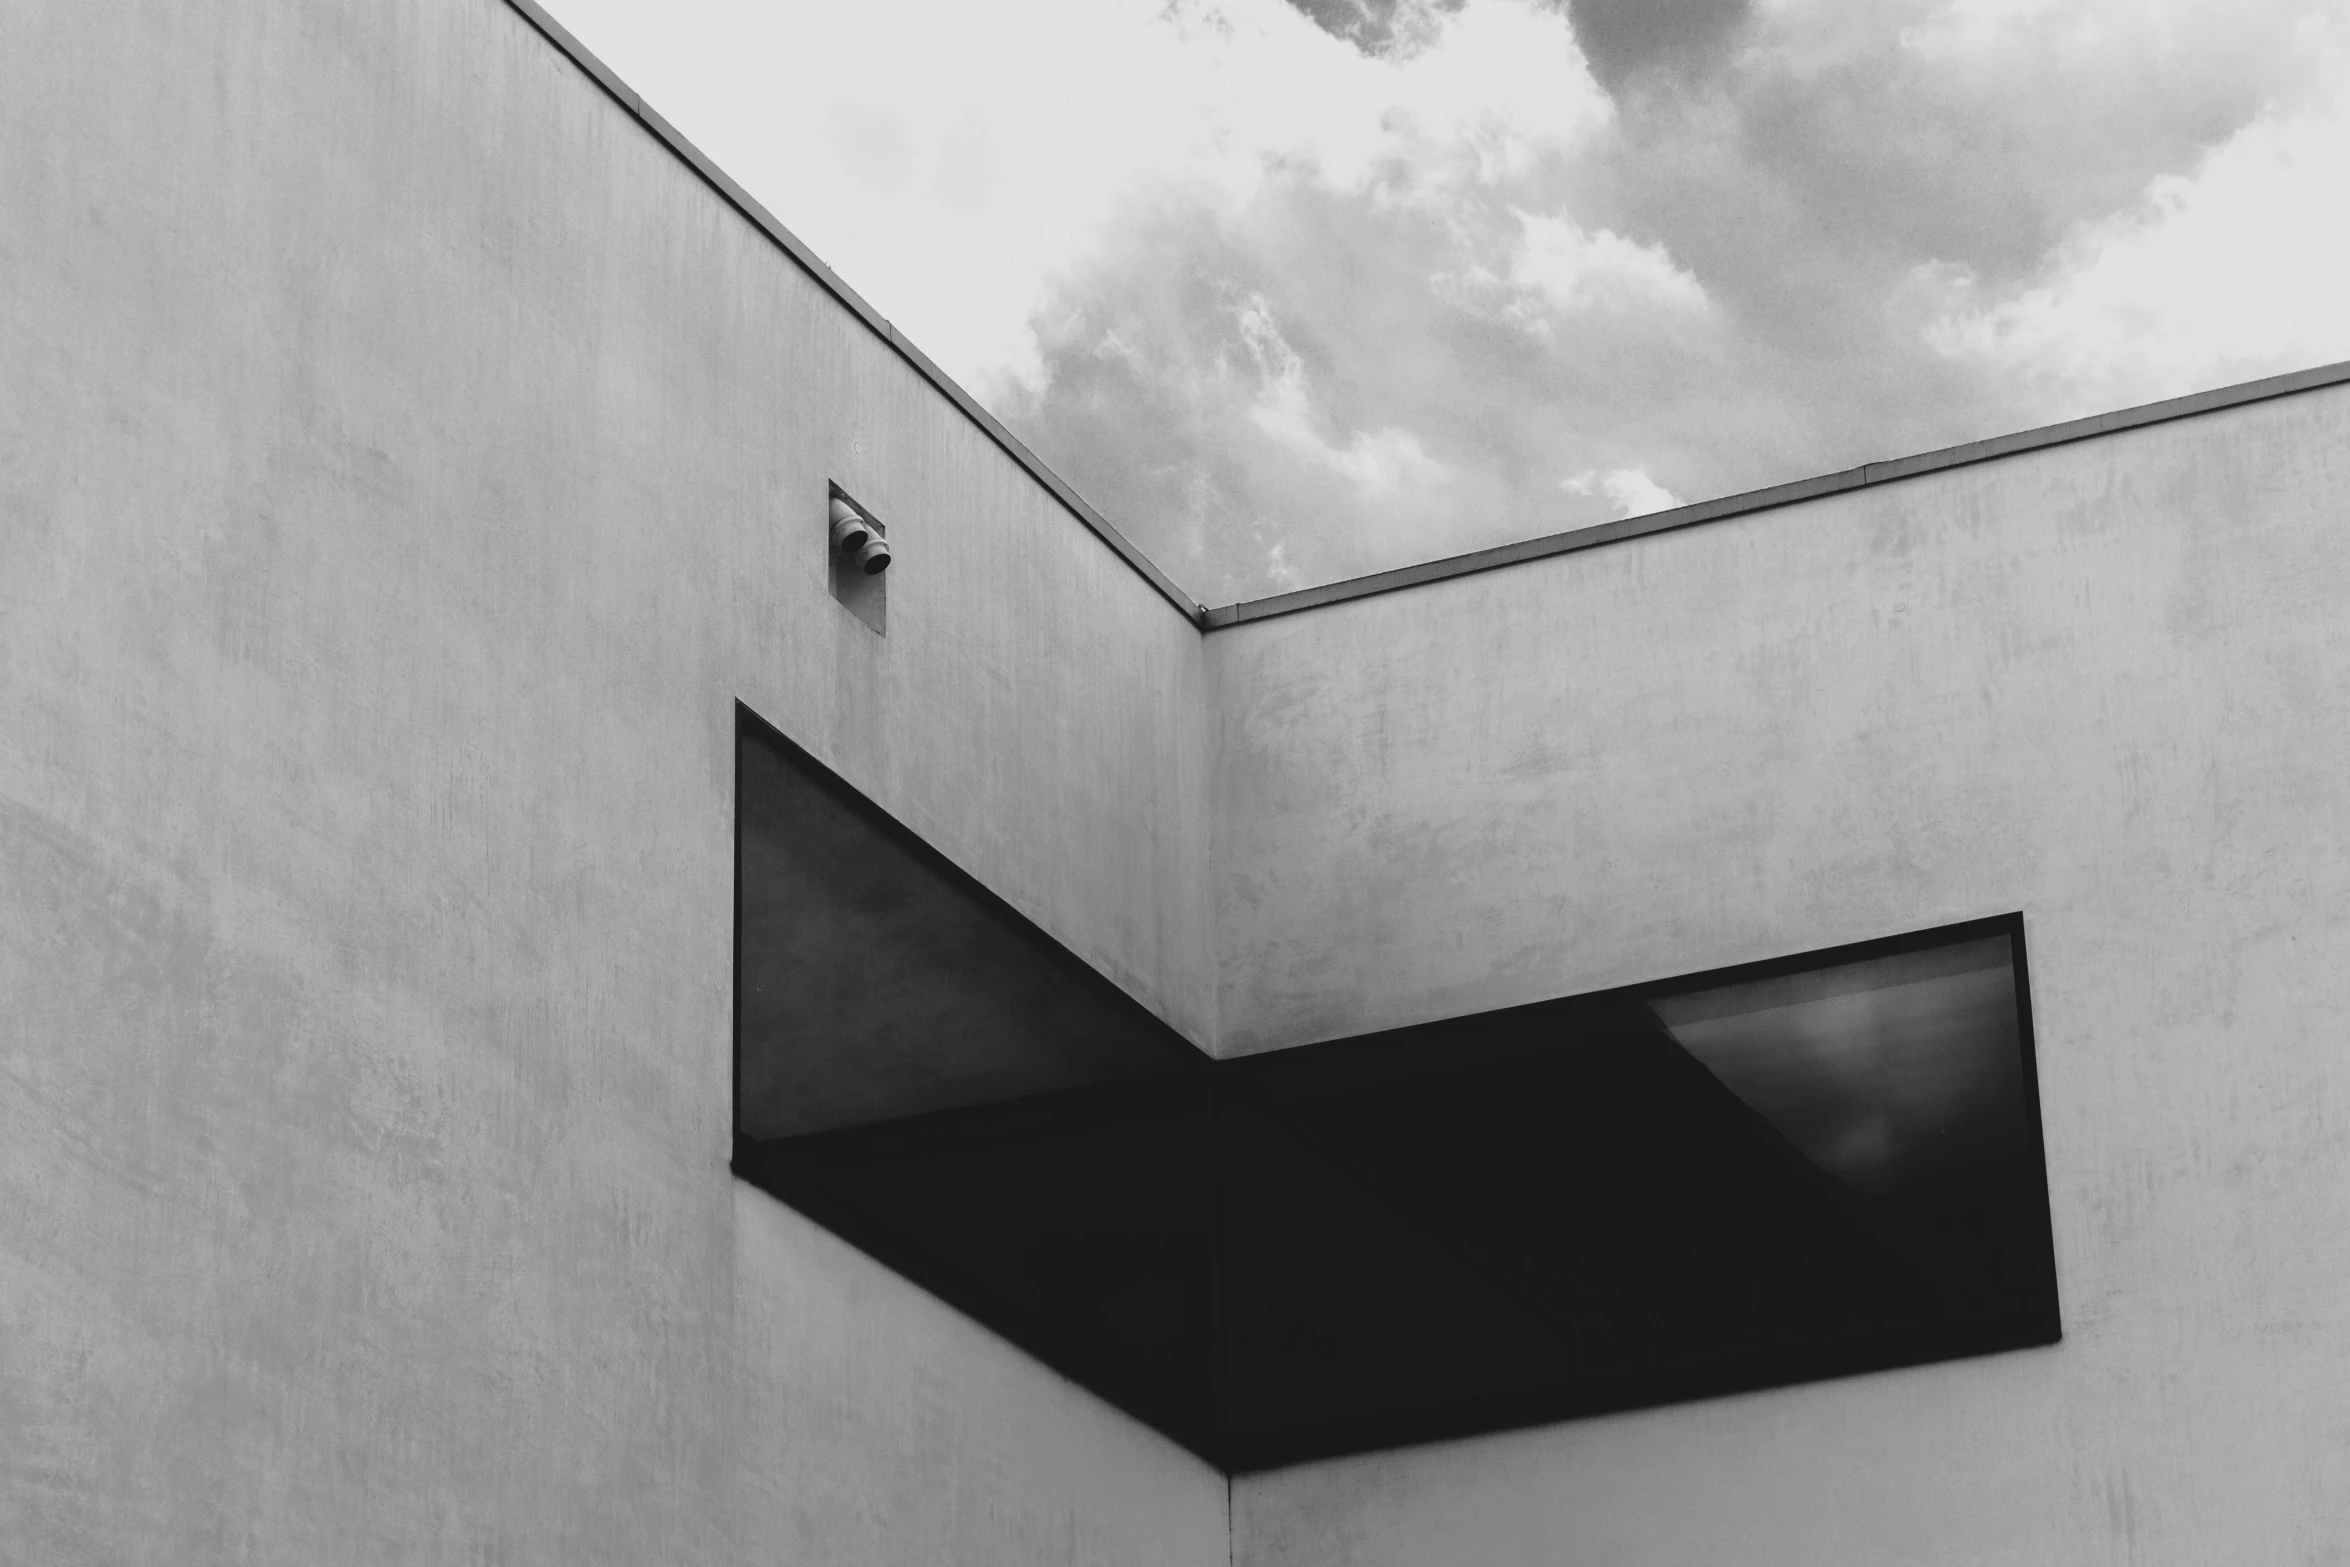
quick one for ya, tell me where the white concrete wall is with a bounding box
[1214,386,2350,1560]
[0,0,1225,1560]
[14,0,2350,1557]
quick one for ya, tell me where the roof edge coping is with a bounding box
[1203,358,2350,630]
[498,0,1210,625]
[487,0,2350,643]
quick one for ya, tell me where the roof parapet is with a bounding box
[493,0,2350,641]
[500,0,1211,626]
[1202,358,2350,629]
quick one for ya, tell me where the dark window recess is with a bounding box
[733,704,2062,1472]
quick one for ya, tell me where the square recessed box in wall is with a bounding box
[827,483,889,635]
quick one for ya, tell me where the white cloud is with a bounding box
[1562,468,1684,518]
[1237,295,1449,498]
[1916,34,2350,412]
[1900,0,2113,59]
[1449,207,1710,332]
[1511,211,1709,317]
[1895,0,2312,62]
[543,0,1608,402]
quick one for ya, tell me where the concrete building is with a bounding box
[6,0,2348,1560]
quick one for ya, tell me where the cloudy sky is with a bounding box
[544,0,2350,604]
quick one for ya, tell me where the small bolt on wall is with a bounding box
[826,484,889,635]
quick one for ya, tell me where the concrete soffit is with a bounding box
[500,0,2350,637]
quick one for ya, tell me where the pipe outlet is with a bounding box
[829,497,874,555]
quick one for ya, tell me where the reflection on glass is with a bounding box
[1644,935,2050,1328]
[1653,937,2022,1195]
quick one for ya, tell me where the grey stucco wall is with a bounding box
[1215,387,2350,1561]
[0,0,1225,1560]
[13,0,2350,1557]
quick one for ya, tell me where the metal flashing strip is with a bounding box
[1203,358,2350,630]
[496,0,1210,625]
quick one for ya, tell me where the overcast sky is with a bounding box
[544,0,2350,604]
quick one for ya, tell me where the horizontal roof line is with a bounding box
[493,0,2348,641]
[1202,358,2350,630]
[498,0,1210,625]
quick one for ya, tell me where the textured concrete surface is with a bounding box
[11,0,2350,1558]
[1215,386,2350,1562]
[0,0,1223,1560]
